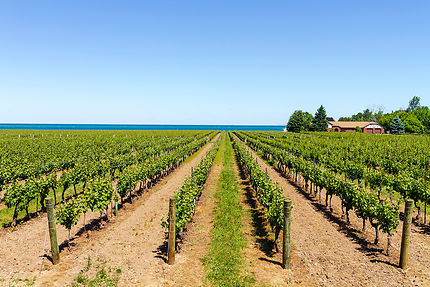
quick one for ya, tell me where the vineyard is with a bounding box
[0,129,429,286]
[0,130,216,228]
[234,130,430,248]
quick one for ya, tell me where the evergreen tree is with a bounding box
[303,112,314,131]
[286,110,305,133]
[390,115,405,134]
[313,105,328,131]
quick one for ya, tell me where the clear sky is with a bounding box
[1,1,429,125]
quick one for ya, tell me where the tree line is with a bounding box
[286,97,430,134]
[286,105,328,133]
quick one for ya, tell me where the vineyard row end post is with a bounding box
[46,197,60,265]
[168,197,176,265]
[399,199,413,269]
[283,199,292,269]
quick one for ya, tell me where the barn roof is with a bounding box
[328,121,382,129]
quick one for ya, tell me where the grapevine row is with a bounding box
[243,131,430,221]
[2,131,217,226]
[0,130,213,184]
[234,131,399,254]
[162,137,221,234]
[55,132,218,236]
[230,132,287,250]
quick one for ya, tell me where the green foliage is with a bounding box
[39,174,57,206]
[355,126,363,133]
[4,182,26,211]
[84,178,113,212]
[339,108,384,122]
[56,198,81,230]
[377,201,400,234]
[303,112,314,131]
[407,96,421,113]
[375,97,429,134]
[72,257,121,287]
[401,112,425,133]
[381,111,423,134]
[162,139,220,233]
[4,179,40,224]
[23,179,40,208]
[116,172,136,201]
[231,134,286,230]
[286,110,305,133]
[313,105,328,131]
[236,131,401,237]
[390,115,405,134]
[235,129,430,250]
[59,172,72,193]
[414,106,430,133]
[0,130,217,227]
[8,277,36,286]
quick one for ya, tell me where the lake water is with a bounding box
[0,123,284,131]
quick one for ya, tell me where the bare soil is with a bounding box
[0,135,219,286]
[234,152,314,286]
[241,141,428,287]
[156,138,224,286]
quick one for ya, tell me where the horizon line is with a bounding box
[0,122,285,126]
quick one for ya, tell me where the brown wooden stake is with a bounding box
[45,198,60,265]
[282,199,292,269]
[167,197,176,265]
[400,199,413,269]
[36,194,39,215]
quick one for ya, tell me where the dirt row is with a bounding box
[239,137,429,287]
[156,134,225,286]
[157,133,298,286]
[0,135,219,286]
[233,148,300,286]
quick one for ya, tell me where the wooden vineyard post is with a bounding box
[45,198,60,265]
[283,199,292,269]
[168,197,176,265]
[400,199,413,269]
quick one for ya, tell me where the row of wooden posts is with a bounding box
[166,188,414,270]
[44,192,414,271]
[166,196,293,269]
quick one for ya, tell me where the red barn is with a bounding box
[328,121,385,134]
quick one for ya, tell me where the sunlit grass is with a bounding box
[203,134,254,286]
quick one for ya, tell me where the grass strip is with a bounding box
[203,134,254,286]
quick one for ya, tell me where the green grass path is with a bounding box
[203,133,254,286]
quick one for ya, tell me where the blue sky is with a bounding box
[1,1,429,125]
